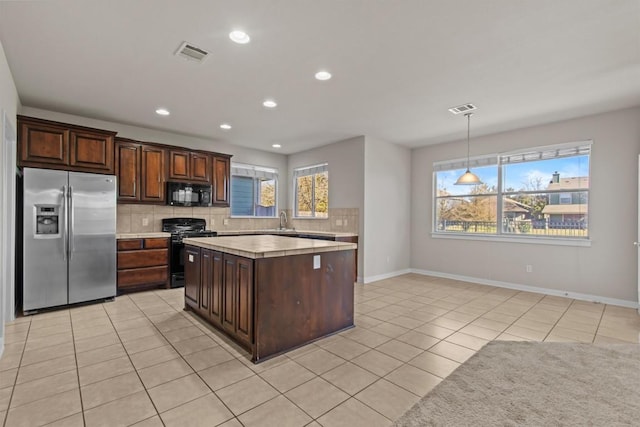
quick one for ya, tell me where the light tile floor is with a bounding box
[1,273,639,426]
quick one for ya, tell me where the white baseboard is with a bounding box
[363,269,412,284]
[411,268,640,309]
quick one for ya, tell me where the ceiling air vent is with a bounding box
[448,103,477,115]
[175,41,209,63]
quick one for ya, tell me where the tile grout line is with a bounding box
[2,317,32,427]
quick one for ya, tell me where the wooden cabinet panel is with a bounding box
[200,249,212,316]
[210,251,223,327]
[70,130,114,172]
[235,256,254,346]
[169,150,190,180]
[141,146,165,202]
[115,141,140,201]
[18,116,116,174]
[212,156,230,206]
[222,255,236,334]
[117,239,143,251]
[144,238,169,249]
[19,120,69,166]
[184,246,201,308]
[190,153,210,183]
[118,249,168,269]
[118,266,168,288]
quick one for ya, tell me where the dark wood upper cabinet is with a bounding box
[115,139,166,203]
[69,130,114,172]
[212,155,231,206]
[115,141,140,201]
[169,149,211,183]
[18,116,115,174]
[140,145,165,203]
[18,116,232,206]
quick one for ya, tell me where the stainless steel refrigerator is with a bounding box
[22,167,117,313]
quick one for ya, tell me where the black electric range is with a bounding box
[162,218,217,288]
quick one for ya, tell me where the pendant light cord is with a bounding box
[466,112,472,170]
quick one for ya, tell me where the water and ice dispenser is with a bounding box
[34,205,60,237]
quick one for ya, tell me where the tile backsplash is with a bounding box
[117,205,359,234]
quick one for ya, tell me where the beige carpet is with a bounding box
[393,341,640,426]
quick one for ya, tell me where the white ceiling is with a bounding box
[1,0,639,154]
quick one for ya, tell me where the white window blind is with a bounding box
[293,163,328,178]
[433,155,497,172]
[500,142,591,165]
[231,163,278,180]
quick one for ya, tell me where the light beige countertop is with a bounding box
[183,235,357,259]
[116,232,172,239]
[216,229,358,238]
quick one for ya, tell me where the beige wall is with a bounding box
[0,38,21,350]
[411,107,640,305]
[364,137,411,281]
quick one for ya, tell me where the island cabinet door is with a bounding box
[235,257,254,347]
[222,255,236,334]
[209,251,224,327]
[184,246,201,309]
[199,249,212,317]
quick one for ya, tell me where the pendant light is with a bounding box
[455,112,483,185]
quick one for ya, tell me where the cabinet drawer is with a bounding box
[117,239,143,251]
[144,238,168,249]
[118,249,168,269]
[118,266,168,287]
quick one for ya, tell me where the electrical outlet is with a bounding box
[336,219,343,226]
[343,219,348,227]
[223,218,229,226]
[526,264,533,273]
[142,217,149,226]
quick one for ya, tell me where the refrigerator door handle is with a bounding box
[69,185,75,259]
[62,185,68,261]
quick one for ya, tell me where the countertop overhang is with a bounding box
[183,235,357,259]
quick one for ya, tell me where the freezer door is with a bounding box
[23,168,69,311]
[68,172,117,304]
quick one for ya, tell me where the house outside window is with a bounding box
[294,163,328,218]
[434,141,590,239]
[230,163,277,217]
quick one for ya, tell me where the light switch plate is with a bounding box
[223,218,229,225]
[313,255,320,269]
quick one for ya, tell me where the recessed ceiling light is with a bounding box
[220,123,232,130]
[155,108,170,116]
[263,100,277,108]
[229,30,250,44]
[315,70,332,81]
[272,144,281,148]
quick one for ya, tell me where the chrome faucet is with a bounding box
[279,210,288,230]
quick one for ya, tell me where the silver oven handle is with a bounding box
[62,186,68,261]
[69,185,75,259]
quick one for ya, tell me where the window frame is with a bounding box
[293,163,329,219]
[230,162,278,218]
[433,141,592,244]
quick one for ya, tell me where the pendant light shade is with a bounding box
[455,112,483,185]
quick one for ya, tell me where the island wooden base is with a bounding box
[184,245,355,363]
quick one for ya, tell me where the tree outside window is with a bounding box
[294,164,328,218]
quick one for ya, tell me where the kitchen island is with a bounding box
[182,235,357,362]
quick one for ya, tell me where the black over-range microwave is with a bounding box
[166,182,212,207]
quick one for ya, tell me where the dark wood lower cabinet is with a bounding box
[184,244,354,362]
[117,238,169,292]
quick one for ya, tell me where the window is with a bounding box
[434,141,591,239]
[230,163,277,217]
[294,163,328,218]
